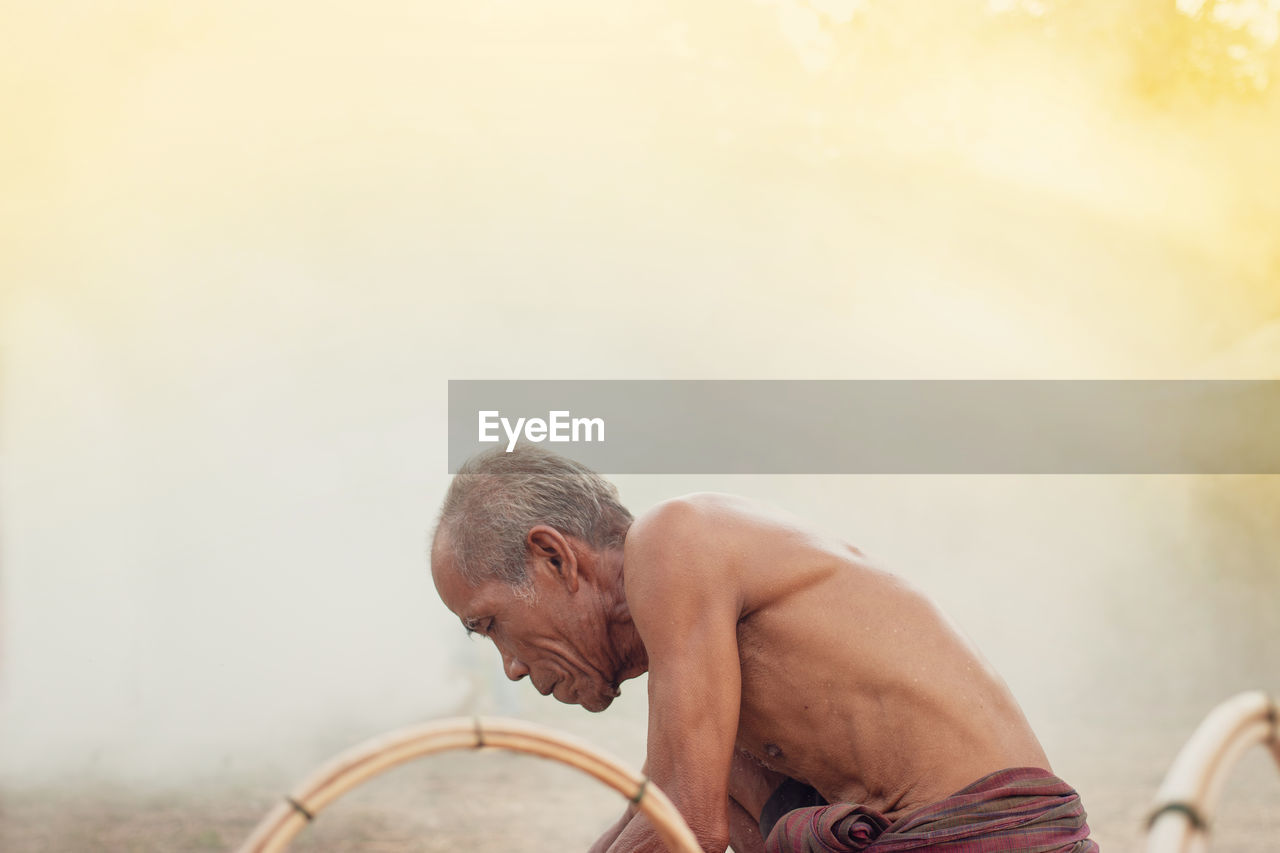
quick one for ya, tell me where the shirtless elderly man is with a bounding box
[431,447,1098,853]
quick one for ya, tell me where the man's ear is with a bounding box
[527,526,579,593]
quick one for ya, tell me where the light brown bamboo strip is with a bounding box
[1145,690,1279,853]
[234,716,703,853]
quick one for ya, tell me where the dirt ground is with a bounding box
[3,735,1277,853]
[0,750,622,853]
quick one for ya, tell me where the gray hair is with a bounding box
[433,445,633,591]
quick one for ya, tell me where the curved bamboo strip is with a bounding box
[1145,690,1280,853]
[234,716,703,853]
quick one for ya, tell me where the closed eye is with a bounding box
[463,618,494,638]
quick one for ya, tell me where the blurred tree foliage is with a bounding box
[1108,0,1277,102]
[771,0,1280,104]
[973,0,1278,101]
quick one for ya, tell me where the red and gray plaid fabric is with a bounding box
[764,767,1099,852]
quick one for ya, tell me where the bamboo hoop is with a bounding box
[234,716,702,853]
[1145,690,1280,853]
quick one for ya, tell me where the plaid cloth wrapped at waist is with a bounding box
[764,767,1100,853]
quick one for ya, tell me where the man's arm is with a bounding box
[607,501,744,853]
[599,792,764,853]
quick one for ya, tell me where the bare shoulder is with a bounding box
[629,492,853,558]
[628,491,746,530]
[626,492,898,623]
[624,492,755,561]
[622,491,846,605]
[622,493,750,610]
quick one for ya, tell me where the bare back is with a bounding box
[625,492,1050,823]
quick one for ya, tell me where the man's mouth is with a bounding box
[537,678,557,696]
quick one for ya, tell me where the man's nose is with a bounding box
[502,652,530,681]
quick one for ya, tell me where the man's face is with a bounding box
[431,534,622,713]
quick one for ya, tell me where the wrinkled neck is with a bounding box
[597,546,648,681]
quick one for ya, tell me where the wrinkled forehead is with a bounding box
[429,530,469,614]
[429,526,452,574]
[430,532,512,623]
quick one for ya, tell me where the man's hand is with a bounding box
[589,806,635,853]
[727,798,767,853]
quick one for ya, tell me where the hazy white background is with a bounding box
[1,1,1278,849]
